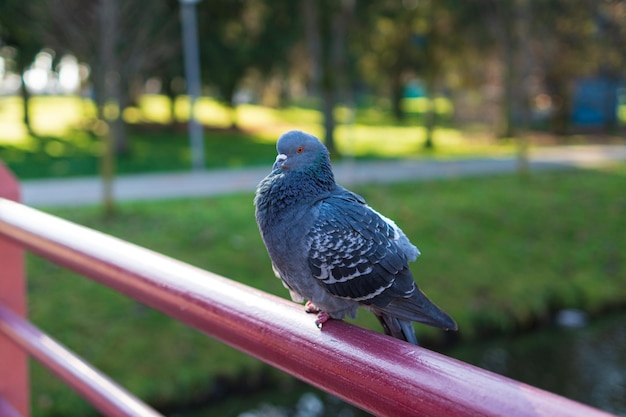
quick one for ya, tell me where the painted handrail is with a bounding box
[0,304,163,417]
[0,164,28,417]
[0,197,615,417]
[0,396,21,417]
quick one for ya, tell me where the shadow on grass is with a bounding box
[0,125,279,179]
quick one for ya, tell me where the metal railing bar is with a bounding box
[0,395,22,417]
[0,198,615,417]
[0,304,163,417]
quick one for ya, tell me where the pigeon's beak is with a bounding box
[273,154,287,170]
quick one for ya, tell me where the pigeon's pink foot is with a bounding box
[305,301,320,314]
[314,311,330,329]
[304,301,330,328]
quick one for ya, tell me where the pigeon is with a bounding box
[254,130,457,344]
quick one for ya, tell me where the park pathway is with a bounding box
[19,144,626,208]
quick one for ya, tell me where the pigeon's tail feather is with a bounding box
[375,313,418,345]
[382,290,458,332]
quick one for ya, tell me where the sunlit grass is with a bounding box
[402,97,453,114]
[134,94,174,123]
[0,97,27,143]
[2,95,625,149]
[0,94,519,179]
[0,94,464,152]
[0,96,96,143]
[333,125,499,158]
[30,96,95,135]
[115,95,317,132]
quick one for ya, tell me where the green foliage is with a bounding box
[26,165,626,416]
[196,0,300,111]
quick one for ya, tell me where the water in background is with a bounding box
[448,311,626,416]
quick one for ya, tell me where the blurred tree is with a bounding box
[302,0,354,156]
[196,0,300,129]
[43,0,181,151]
[473,0,624,137]
[595,0,626,133]
[533,0,599,135]
[0,0,45,134]
[440,0,626,137]
[481,0,522,139]
[39,0,180,213]
[2,0,622,151]
[355,0,472,148]
[354,1,419,122]
[99,0,119,215]
[467,0,533,175]
[157,10,184,128]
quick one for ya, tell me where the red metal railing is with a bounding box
[0,304,162,417]
[0,164,617,417]
[0,164,27,417]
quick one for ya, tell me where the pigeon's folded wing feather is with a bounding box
[307,193,416,308]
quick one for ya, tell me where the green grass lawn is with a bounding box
[0,95,516,180]
[25,165,626,416]
[2,95,625,180]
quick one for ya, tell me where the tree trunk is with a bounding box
[302,0,321,92]
[303,0,336,154]
[162,76,179,126]
[390,75,405,122]
[514,0,532,179]
[228,102,239,130]
[501,44,516,139]
[302,0,352,157]
[19,67,34,135]
[321,88,336,153]
[550,81,571,136]
[99,0,119,216]
[422,78,436,150]
[422,102,435,149]
[500,14,516,139]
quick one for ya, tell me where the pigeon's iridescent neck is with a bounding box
[255,161,335,226]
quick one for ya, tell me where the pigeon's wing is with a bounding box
[307,192,416,308]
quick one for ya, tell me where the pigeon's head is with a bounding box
[273,130,330,172]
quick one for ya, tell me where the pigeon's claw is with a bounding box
[305,301,320,314]
[314,311,330,329]
[304,302,330,329]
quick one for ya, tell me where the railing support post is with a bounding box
[0,163,28,417]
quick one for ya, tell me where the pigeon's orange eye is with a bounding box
[296,146,304,154]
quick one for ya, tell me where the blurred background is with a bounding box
[0,1,625,416]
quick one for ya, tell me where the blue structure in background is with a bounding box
[571,77,623,127]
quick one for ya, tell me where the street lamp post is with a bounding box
[179,0,205,171]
